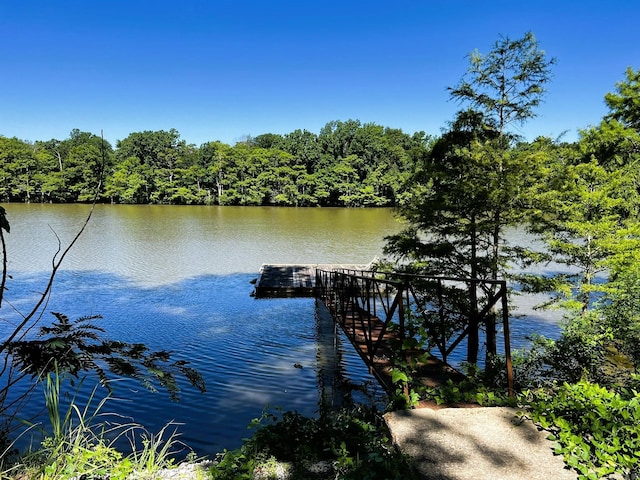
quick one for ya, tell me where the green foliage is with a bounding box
[530,262,640,388]
[422,378,515,407]
[602,263,640,369]
[16,369,130,478]
[505,309,639,392]
[10,371,191,479]
[0,121,424,207]
[523,380,640,479]
[604,66,640,131]
[209,406,417,480]
[6,312,206,401]
[126,422,187,478]
[449,31,556,136]
[515,73,640,391]
[386,32,555,367]
[386,111,539,365]
[526,152,640,315]
[386,319,432,409]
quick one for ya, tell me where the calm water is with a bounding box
[0,204,561,457]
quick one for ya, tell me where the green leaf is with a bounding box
[391,370,408,384]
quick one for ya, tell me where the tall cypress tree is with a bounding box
[386,32,555,367]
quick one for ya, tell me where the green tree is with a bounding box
[524,69,640,318]
[604,66,640,131]
[64,143,106,202]
[251,133,284,149]
[315,119,418,206]
[318,119,362,160]
[602,261,640,372]
[332,154,362,206]
[278,129,321,174]
[449,31,555,140]
[386,111,517,365]
[448,31,554,363]
[199,141,235,204]
[114,129,191,204]
[227,143,270,205]
[0,137,38,202]
[31,145,65,202]
[520,156,640,386]
[104,156,151,203]
[518,73,640,386]
[386,32,555,367]
[29,130,114,203]
[529,156,639,314]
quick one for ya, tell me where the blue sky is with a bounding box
[1,1,638,147]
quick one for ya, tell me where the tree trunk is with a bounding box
[467,215,479,365]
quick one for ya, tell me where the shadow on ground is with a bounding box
[384,406,577,480]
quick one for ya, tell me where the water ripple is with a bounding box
[1,270,561,458]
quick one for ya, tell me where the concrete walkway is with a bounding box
[384,406,577,480]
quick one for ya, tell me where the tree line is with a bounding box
[0,121,430,207]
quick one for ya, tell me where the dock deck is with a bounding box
[320,299,465,395]
[254,264,465,396]
[253,263,366,298]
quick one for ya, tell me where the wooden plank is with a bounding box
[253,263,367,298]
[327,302,464,394]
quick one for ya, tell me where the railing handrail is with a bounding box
[328,268,508,287]
[314,267,514,396]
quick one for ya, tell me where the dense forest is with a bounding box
[0,121,430,207]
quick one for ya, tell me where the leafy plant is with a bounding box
[522,380,640,479]
[388,344,429,409]
[421,377,514,407]
[7,311,206,401]
[385,309,435,408]
[210,405,418,479]
[8,369,194,479]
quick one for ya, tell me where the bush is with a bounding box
[522,380,640,479]
[209,405,418,480]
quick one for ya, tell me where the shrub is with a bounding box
[522,380,640,479]
[209,405,418,480]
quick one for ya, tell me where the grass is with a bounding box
[1,371,197,479]
[1,370,415,479]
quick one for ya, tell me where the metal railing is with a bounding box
[315,268,514,394]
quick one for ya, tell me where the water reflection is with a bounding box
[5,204,401,285]
[0,205,564,457]
[1,271,386,457]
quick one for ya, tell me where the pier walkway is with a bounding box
[254,264,513,394]
[253,263,367,298]
[253,264,575,479]
[254,264,465,393]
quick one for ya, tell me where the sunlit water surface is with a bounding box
[0,204,562,457]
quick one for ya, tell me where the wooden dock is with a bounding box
[321,299,465,395]
[254,264,467,398]
[253,263,367,298]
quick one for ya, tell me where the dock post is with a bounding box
[315,298,344,410]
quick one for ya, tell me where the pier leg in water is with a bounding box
[315,299,346,410]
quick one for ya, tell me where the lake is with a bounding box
[0,204,561,457]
